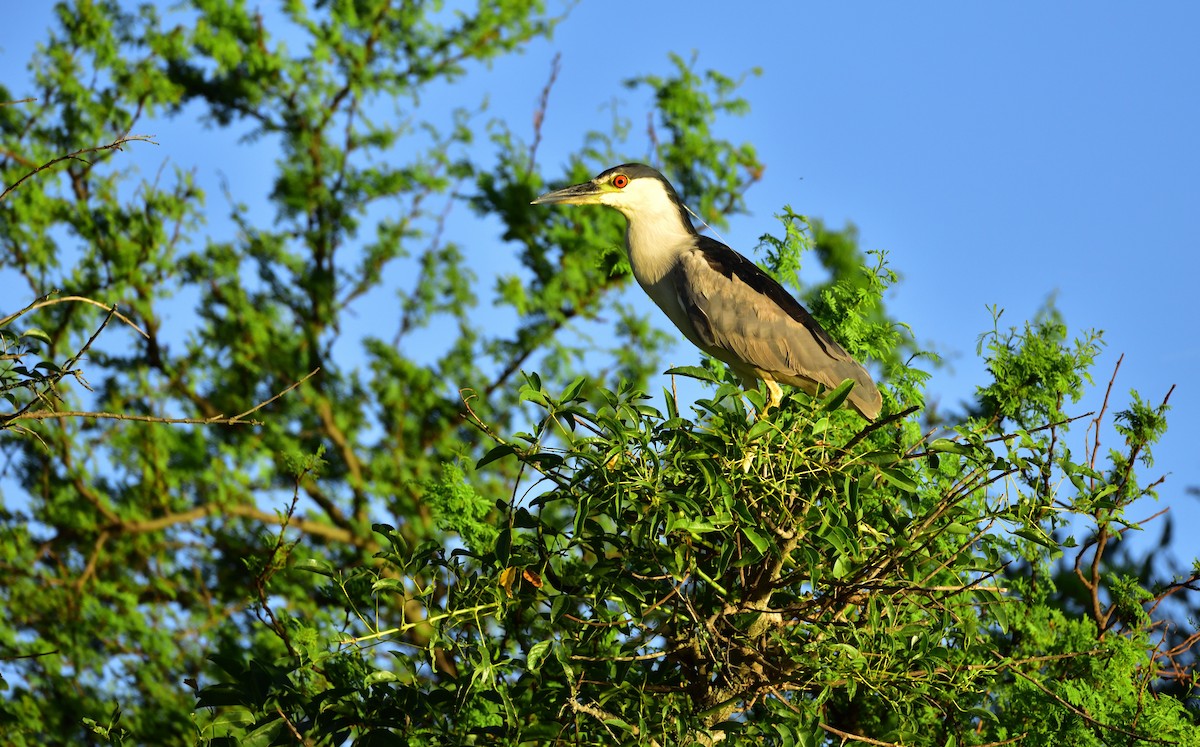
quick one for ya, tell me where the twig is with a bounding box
[10,410,266,426]
[0,294,148,338]
[339,602,501,646]
[254,482,305,657]
[7,369,319,427]
[0,648,58,662]
[275,705,310,745]
[75,531,111,592]
[564,697,640,741]
[1005,663,1176,744]
[1,133,157,202]
[528,52,561,174]
[842,405,918,451]
[819,721,905,747]
[1146,571,1200,618]
[117,502,363,546]
[1087,353,1123,473]
[905,410,1094,461]
[569,643,691,663]
[230,368,321,421]
[3,306,117,423]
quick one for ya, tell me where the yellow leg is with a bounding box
[741,379,782,472]
[760,378,783,419]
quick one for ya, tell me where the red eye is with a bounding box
[612,174,629,189]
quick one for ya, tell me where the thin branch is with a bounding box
[339,602,502,646]
[563,696,650,744]
[569,643,691,663]
[841,405,919,451]
[528,52,561,174]
[0,648,59,662]
[275,705,310,746]
[1,133,157,202]
[905,410,1094,461]
[819,721,904,747]
[11,410,269,426]
[1146,571,1200,618]
[9,369,320,427]
[1087,353,1123,473]
[118,502,365,547]
[230,368,320,421]
[74,531,110,592]
[3,306,118,424]
[0,294,149,338]
[1005,663,1177,744]
[253,481,305,657]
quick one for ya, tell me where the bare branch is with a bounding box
[528,52,562,174]
[0,294,149,339]
[8,369,320,427]
[0,133,158,202]
[819,721,905,747]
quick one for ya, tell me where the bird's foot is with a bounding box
[755,379,784,420]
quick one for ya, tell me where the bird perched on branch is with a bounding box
[532,163,882,420]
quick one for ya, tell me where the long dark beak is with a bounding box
[531,180,605,205]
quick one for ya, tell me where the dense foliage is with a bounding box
[1,1,1196,745]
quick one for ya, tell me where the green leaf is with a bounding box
[371,578,405,594]
[879,466,917,492]
[822,378,855,411]
[741,525,771,555]
[561,375,587,402]
[1014,527,1054,548]
[602,717,634,732]
[746,418,775,443]
[476,443,517,469]
[527,640,552,673]
[19,328,51,344]
[667,515,722,535]
[204,706,256,734]
[495,527,512,565]
[365,670,400,686]
[861,451,902,466]
[830,643,862,660]
[664,365,721,383]
[928,438,973,456]
[240,717,284,747]
[519,381,548,405]
[293,559,336,577]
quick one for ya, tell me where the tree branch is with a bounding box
[0,133,157,202]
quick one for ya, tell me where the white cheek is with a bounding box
[602,179,663,212]
[599,191,634,211]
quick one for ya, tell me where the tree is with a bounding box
[0,0,757,742]
[1,1,1196,745]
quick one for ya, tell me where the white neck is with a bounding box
[600,178,696,287]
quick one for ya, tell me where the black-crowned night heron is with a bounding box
[532,163,882,420]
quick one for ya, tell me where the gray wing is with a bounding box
[674,237,882,416]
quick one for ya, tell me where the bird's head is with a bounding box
[532,163,694,231]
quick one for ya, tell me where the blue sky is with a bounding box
[3,2,1198,560]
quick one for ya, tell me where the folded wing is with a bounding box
[673,236,882,419]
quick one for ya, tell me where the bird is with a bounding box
[531,163,882,420]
